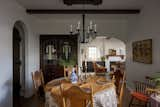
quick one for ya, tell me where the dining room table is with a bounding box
[44,76,117,107]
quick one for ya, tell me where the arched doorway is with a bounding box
[13,21,26,105]
[80,36,126,72]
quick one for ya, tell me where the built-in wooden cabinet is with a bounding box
[40,35,78,83]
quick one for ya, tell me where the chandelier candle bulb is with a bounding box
[78,21,80,28]
[70,24,73,33]
[68,14,97,43]
[77,21,80,31]
[90,21,93,30]
[94,24,97,32]
[88,26,90,34]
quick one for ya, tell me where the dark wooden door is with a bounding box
[13,27,21,97]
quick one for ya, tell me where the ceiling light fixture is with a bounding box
[69,14,97,43]
[67,0,102,43]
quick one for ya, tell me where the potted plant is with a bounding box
[101,56,105,62]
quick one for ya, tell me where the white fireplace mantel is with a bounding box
[105,55,125,72]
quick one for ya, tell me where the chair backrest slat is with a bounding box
[62,85,93,107]
[145,76,156,88]
[31,70,44,92]
[134,81,155,96]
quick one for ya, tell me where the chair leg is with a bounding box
[148,100,151,107]
[129,96,134,107]
[145,103,147,107]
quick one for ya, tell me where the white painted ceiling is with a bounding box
[16,0,145,9]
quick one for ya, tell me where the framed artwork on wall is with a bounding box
[108,49,116,55]
[132,39,152,64]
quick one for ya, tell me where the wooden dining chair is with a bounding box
[64,66,71,79]
[92,62,106,76]
[129,81,155,107]
[118,71,126,107]
[31,70,45,98]
[112,69,124,95]
[61,85,93,107]
[145,76,156,86]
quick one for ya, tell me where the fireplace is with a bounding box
[106,55,125,72]
[82,61,105,72]
[110,61,118,71]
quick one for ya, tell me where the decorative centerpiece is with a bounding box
[70,67,78,84]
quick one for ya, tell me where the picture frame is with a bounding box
[109,49,116,55]
[132,39,152,64]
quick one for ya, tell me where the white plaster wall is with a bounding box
[0,0,39,106]
[126,0,160,88]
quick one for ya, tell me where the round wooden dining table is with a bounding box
[44,76,117,107]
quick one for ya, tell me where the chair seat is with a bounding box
[131,92,149,102]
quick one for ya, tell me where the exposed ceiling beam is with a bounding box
[63,0,102,5]
[26,9,140,14]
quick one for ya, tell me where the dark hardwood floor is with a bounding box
[14,95,44,107]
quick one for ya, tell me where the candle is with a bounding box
[88,26,90,33]
[77,21,80,30]
[70,24,73,33]
[94,24,97,32]
[90,21,93,30]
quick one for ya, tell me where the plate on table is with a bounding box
[96,79,108,85]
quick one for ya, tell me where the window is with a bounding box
[88,47,97,60]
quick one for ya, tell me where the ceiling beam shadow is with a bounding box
[26,9,140,14]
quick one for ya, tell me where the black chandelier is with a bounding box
[69,14,97,43]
